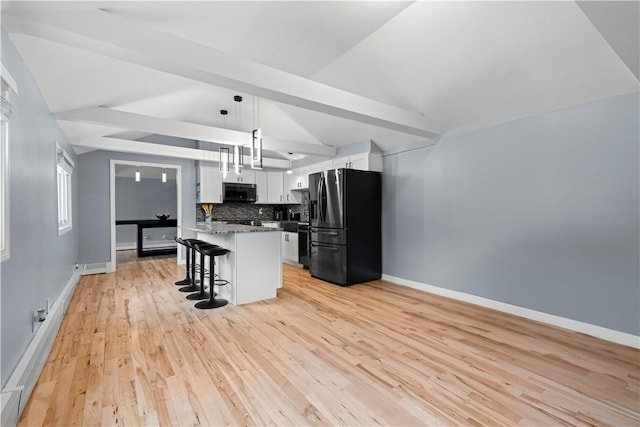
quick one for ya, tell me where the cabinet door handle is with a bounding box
[219,194,222,202]
[280,195,282,201]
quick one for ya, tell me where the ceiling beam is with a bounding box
[72,136,290,169]
[3,11,440,139]
[55,107,336,157]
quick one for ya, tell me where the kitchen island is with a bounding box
[181,224,282,305]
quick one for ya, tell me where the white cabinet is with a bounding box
[255,171,268,204]
[267,172,284,203]
[267,171,298,204]
[331,153,383,172]
[198,165,223,203]
[282,231,299,263]
[308,160,332,175]
[283,172,301,204]
[332,155,352,170]
[222,170,255,184]
[290,166,309,190]
[349,153,371,170]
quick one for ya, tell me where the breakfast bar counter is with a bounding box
[181,224,282,305]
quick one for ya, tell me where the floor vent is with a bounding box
[82,262,108,275]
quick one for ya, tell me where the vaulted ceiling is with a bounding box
[2,1,638,166]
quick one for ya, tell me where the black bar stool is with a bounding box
[195,246,230,310]
[179,239,208,293]
[186,241,219,301]
[174,237,192,286]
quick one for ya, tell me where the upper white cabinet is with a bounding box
[268,171,298,204]
[283,172,301,204]
[290,165,309,190]
[331,153,382,172]
[267,172,284,204]
[307,160,332,175]
[255,171,268,204]
[199,152,380,206]
[222,170,255,184]
[198,165,223,203]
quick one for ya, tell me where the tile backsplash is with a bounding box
[197,198,308,222]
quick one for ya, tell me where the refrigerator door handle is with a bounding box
[318,174,325,222]
[310,243,340,252]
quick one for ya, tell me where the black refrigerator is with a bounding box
[308,168,381,286]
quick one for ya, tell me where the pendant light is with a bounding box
[135,166,141,182]
[162,169,167,183]
[218,110,229,178]
[286,152,293,175]
[251,96,263,170]
[232,95,244,175]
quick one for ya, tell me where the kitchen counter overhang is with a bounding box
[180,224,282,305]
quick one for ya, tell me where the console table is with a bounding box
[115,219,178,257]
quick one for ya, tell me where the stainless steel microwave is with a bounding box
[223,182,257,203]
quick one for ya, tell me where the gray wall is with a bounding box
[1,30,79,385]
[383,91,639,335]
[115,177,177,245]
[77,146,196,265]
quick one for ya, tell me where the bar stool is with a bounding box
[194,246,230,309]
[186,241,219,301]
[174,237,192,286]
[179,239,210,293]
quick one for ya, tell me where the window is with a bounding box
[1,66,16,262]
[56,144,74,234]
[1,112,9,261]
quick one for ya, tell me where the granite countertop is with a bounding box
[183,224,281,234]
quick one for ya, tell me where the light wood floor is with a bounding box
[19,251,639,426]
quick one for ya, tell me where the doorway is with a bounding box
[109,160,183,271]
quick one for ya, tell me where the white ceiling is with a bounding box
[2,1,638,165]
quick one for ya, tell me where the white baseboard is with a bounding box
[382,274,640,349]
[282,259,302,267]
[1,267,81,427]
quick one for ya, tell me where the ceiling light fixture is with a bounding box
[233,95,244,175]
[135,167,140,182]
[251,96,263,170]
[233,145,243,175]
[286,152,293,175]
[219,110,230,178]
[162,169,167,183]
[219,146,230,178]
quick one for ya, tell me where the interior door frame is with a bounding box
[109,159,183,271]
